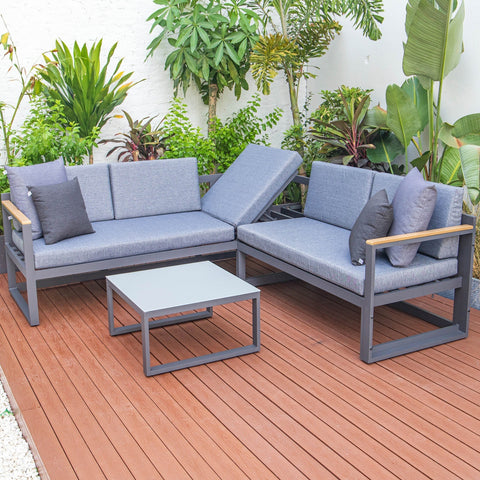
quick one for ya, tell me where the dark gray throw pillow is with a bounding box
[386,167,437,267]
[29,177,95,245]
[349,189,393,266]
[5,158,68,239]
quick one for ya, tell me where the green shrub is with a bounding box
[162,95,282,174]
[11,98,97,166]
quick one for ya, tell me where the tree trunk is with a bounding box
[89,152,94,164]
[286,68,306,204]
[286,71,301,128]
[208,82,219,173]
[208,83,218,137]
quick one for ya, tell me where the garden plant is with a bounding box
[161,94,282,173]
[250,0,384,128]
[147,0,260,133]
[367,0,480,209]
[38,39,139,163]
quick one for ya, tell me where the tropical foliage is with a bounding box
[367,0,480,205]
[38,40,138,163]
[101,111,170,162]
[162,95,281,173]
[250,0,384,127]
[147,0,259,132]
[310,94,380,168]
[11,99,97,166]
[0,23,42,163]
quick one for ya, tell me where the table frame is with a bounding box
[106,272,260,376]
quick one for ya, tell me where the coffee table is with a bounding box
[106,261,261,376]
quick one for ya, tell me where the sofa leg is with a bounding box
[25,275,40,327]
[6,254,39,326]
[236,250,247,279]
[6,252,17,290]
[453,224,474,334]
[360,303,374,363]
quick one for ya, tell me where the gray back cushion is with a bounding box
[201,144,302,227]
[5,158,68,239]
[109,158,201,219]
[66,164,114,221]
[372,171,463,259]
[304,162,375,230]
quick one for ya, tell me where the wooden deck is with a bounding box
[0,260,479,479]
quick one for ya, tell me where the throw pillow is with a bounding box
[29,177,95,245]
[349,189,394,266]
[386,168,437,267]
[5,158,68,239]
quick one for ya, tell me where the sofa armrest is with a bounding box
[362,220,475,301]
[366,224,473,249]
[2,199,35,271]
[2,200,32,226]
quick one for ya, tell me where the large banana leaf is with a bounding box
[385,84,422,148]
[440,145,480,204]
[367,131,403,172]
[439,113,480,148]
[403,0,464,81]
[365,105,387,128]
[401,76,428,131]
[460,145,480,204]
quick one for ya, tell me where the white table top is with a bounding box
[106,261,259,314]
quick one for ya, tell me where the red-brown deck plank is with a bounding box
[0,261,479,480]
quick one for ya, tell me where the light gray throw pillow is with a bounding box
[387,168,437,267]
[5,158,68,239]
[29,177,95,245]
[349,189,393,266]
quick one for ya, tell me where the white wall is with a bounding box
[1,0,479,163]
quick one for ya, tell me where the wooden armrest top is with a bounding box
[366,224,473,246]
[1,200,31,226]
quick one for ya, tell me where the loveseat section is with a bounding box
[2,144,303,326]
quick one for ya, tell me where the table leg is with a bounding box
[141,313,151,376]
[107,281,115,336]
[252,294,261,349]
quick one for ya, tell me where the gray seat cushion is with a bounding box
[372,170,463,259]
[201,144,302,227]
[66,163,114,221]
[238,218,458,296]
[109,158,201,220]
[304,162,375,230]
[14,212,234,269]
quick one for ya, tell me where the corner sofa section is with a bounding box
[237,161,475,363]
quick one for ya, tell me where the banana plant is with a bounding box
[38,40,139,163]
[367,0,480,205]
